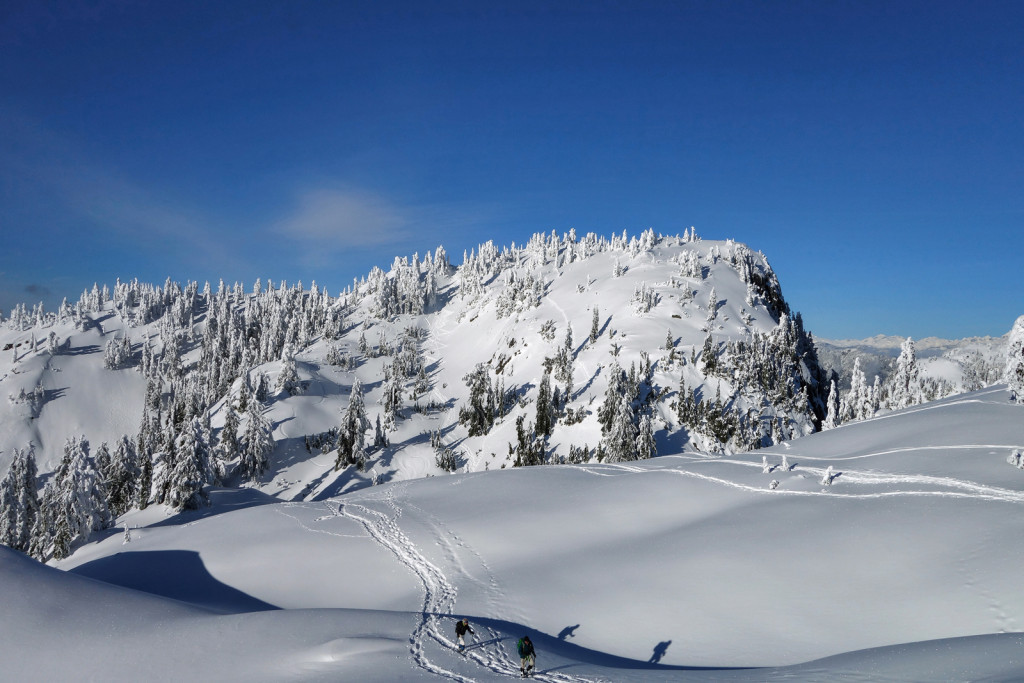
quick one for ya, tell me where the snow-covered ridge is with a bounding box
[3,229,1024,680]
[0,228,824,480]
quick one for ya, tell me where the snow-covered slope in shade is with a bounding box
[15,384,1018,681]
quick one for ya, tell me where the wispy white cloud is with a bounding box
[272,186,412,249]
[269,185,497,269]
[1,110,248,273]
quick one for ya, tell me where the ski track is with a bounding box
[773,444,1024,463]
[334,483,597,682]
[576,458,1024,506]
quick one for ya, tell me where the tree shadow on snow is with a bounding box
[63,344,101,356]
[145,487,278,528]
[69,549,279,614]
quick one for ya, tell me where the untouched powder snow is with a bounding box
[3,384,1016,681]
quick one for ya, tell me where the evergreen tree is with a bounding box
[1006,315,1024,402]
[597,362,625,433]
[0,448,37,550]
[382,365,404,430]
[137,448,153,510]
[842,358,866,422]
[237,374,252,413]
[535,370,555,437]
[335,380,369,470]
[168,416,212,510]
[94,441,112,484]
[590,306,600,343]
[106,435,140,517]
[253,372,269,402]
[0,470,19,549]
[707,286,718,323]
[39,436,111,560]
[276,343,300,395]
[374,414,389,449]
[238,403,274,482]
[636,414,657,460]
[823,380,840,430]
[603,393,638,462]
[665,329,677,365]
[459,364,495,436]
[701,333,717,375]
[887,337,920,410]
[217,402,242,466]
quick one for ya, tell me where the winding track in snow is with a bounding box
[578,453,1024,506]
[332,483,597,682]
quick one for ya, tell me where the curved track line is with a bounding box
[337,485,597,682]
[573,460,1024,506]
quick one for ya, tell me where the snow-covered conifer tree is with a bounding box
[106,435,140,517]
[707,287,718,323]
[39,436,111,560]
[0,448,37,551]
[603,393,638,462]
[823,380,839,430]
[590,306,600,343]
[459,364,495,436]
[238,404,274,482]
[168,416,212,510]
[382,366,404,431]
[636,413,656,460]
[217,402,241,465]
[844,358,872,422]
[597,362,625,433]
[374,414,388,449]
[1006,315,1024,402]
[535,370,555,437]
[887,337,920,410]
[276,343,300,395]
[335,380,369,470]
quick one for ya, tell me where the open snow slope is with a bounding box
[8,384,1015,681]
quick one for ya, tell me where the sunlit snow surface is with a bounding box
[3,386,1022,681]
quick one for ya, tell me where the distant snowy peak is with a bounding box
[821,333,1007,354]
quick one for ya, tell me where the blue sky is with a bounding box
[1,1,1021,340]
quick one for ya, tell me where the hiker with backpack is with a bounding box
[516,635,535,677]
[455,618,475,653]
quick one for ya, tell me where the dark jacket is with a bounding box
[456,620,474,637]
[517,637,534,657]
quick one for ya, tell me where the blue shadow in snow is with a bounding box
[147,486,278,528]
[461,615,751,673]
[69,549,279,614]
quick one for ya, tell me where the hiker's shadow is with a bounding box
[557,624,580,640]
[650,640,671,664]
[464,636,505,652]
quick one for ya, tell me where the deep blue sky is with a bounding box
[1,1,1021,339]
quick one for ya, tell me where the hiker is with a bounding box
[516,635,535,677]
[455,618,475,652]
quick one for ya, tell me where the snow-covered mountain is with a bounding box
[817,334,1006,394]
[1,229,828,506]
[3,229,1023,681]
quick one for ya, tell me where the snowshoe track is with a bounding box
[337,484,595,681]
